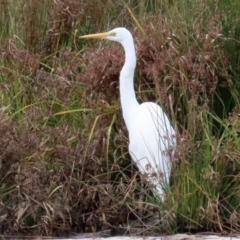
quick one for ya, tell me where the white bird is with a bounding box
[80,28,176,200]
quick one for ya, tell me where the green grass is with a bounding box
[0,0,240,236]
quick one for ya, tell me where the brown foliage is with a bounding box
[0,108,139,236]
[79,46,124,107]
[1,0,240,236]
[134,18,231,134]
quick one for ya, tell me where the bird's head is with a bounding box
[80,27,132,44]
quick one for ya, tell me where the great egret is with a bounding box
[80,28,176,199]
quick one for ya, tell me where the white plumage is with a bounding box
[81,27,176,199]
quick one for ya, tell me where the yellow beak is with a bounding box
[80,31,110,39]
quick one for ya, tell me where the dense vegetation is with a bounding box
[0,0,240,237]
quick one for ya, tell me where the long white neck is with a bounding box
[119,38,139,130]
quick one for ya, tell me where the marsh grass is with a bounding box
[0,0,240,236]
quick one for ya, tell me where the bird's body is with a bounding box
[81,28,176,199]
[128,102,175,196]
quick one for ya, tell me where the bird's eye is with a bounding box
[109,32,116,36]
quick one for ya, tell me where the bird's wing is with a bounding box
[128,102,175,181]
